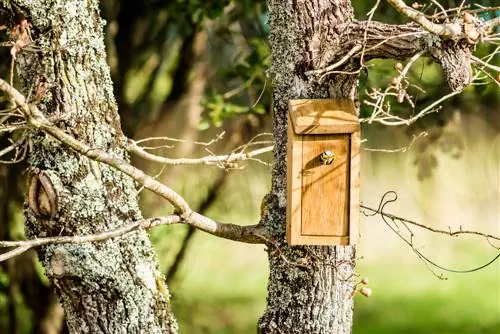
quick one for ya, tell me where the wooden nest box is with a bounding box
[286,99,360,245]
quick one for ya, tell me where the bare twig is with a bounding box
[0,208,268,263]
[471,55,500,73]
[251,76,267,108]
[362,131,427,153]
[361,204,500,242]
[0,135,27,163]
[359,0,381,66]
[127,140,273,167]
[0,216,180,249]
[305,44,363,76]
[223,73,256,99]
[0,216,180,262]
[429,0,448,19]
[364,90,459,126]
[392,50,426,102]
[472,5,500,12]
[0,246,31,262]
[0,78,270,247]
[473,65,500,88]
[386,0,460,38]
[361,191,500,278]
[134,131,225,147]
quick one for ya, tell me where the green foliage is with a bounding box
[166,0,230,25]
[196,0,498,130]
[201,37,270,128]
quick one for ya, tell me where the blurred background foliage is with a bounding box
[0,0,499,333]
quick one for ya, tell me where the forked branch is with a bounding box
[362,191,500,279]
[0,78,270,262]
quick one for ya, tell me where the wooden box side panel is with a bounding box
[349,131,361,245]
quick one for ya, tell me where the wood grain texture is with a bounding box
[301,134,349,237]
[349,131,361,244]
[289,99,359,134]
[286,99,360,246]
[261,2,360,332]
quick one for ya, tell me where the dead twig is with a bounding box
[361,191,500,279]
[127,140,273,168]
[0,78,271,253]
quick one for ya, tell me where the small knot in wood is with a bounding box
[27,169,58,220]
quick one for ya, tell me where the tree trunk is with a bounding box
[259,1,358,333]
[3,0,177,332]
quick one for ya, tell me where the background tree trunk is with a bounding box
[2,0,177,332]
[259,1,357,333]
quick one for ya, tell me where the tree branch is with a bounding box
[0,78,270,247]
[312,7,497,91]
[361,204,500,242]
[305,44,363,76]
[127,139,273,168]
[484,16,500,33]
[342,21,428,61]
[0,214,267,262]
[361,191,500,278]
[386,0,461,38]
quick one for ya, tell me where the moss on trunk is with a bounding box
[1,0,177,332]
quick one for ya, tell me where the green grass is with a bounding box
[153,122,500,333]
[354,261,500,334]
[163,231,500,334]
[167,233,268,334]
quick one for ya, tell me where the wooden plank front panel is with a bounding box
[301,134,350,237]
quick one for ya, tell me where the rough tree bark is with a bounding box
[0,0,482,333]
[1,0,177,332]
[259,0,475,333]
[258,2,358,332]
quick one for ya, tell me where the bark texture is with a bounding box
[260,1,478,332]
[1,0,177,332]
[259,1,358,333]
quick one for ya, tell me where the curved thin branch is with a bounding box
[0,216,180,250]
[135,132,225,147]
[0,78,270,246]
[0,215,268,262]
[305,44,362,76]
[361,192,500,278]
[386,0,460,38]
[128,140,273,167]
[361,204,500,242]
[471,55,500,72]
[429,0,448,19]
[484,16,500,34]
[362,131,427,153]
[0,246,31,262]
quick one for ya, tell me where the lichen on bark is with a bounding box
[259,1,357,333]
[259,1,478,333]
[2,0,178,332]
